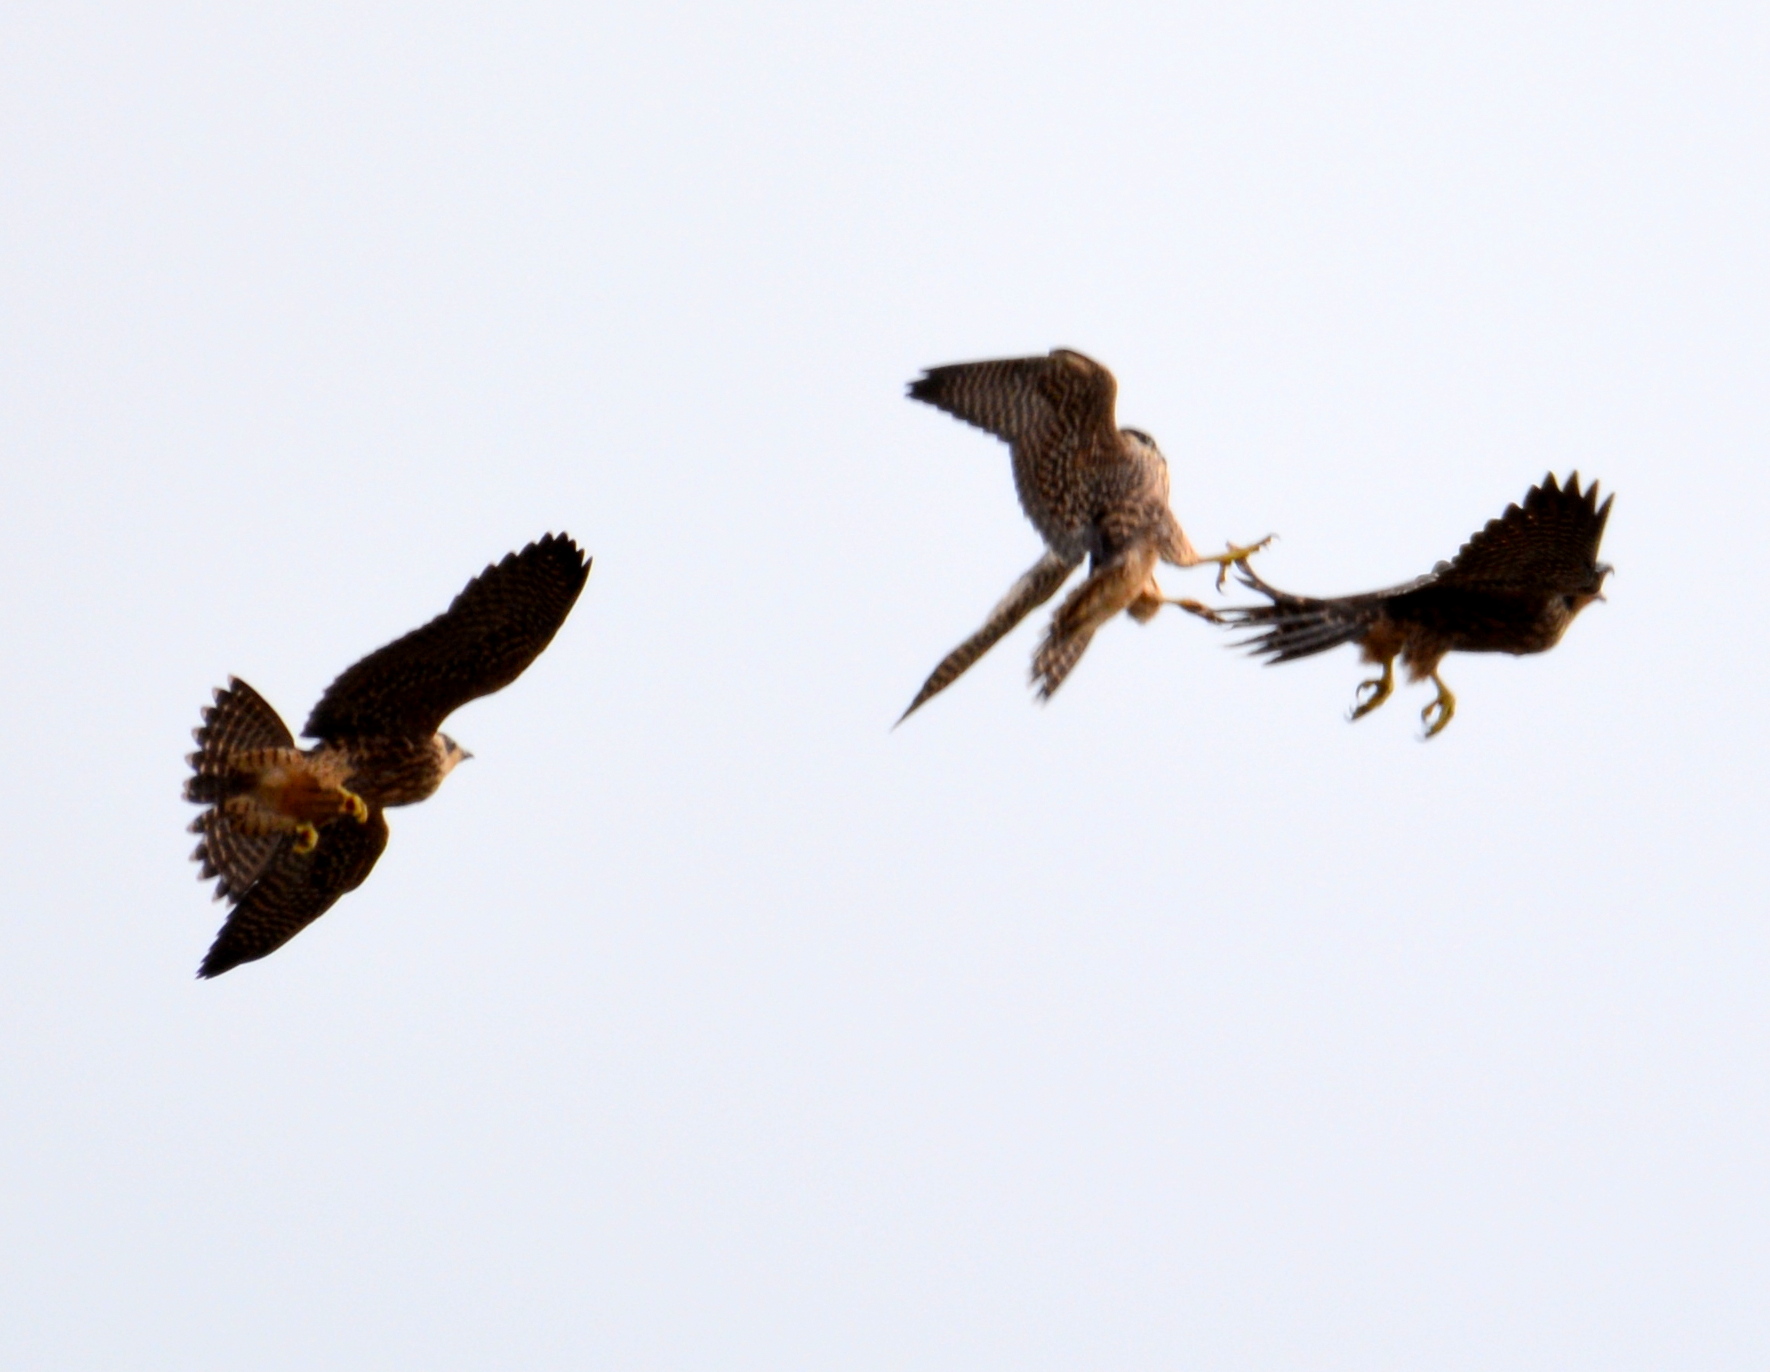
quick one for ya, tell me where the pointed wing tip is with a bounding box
[1542,470,1614,520]
[522,532,592,579]
[195,948,234,979]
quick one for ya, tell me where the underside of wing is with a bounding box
[907,350,1117,448]
[908,349,1121,537]
[304,534,591,741]
[1434,472,1613,594]
[197,809,390,978]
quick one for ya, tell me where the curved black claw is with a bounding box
[1348,660,1395,722]
[1420,676,1457,739]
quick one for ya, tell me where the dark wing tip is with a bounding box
[529,530,590,566]
[529,531,592,587]
[196,929,248,978]
[1536,469,1614,525]
[469,529,589,580]
[493,531,591,588]
[196,945,239,979]
[905,370,943,405]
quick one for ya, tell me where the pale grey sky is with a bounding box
[2,2,1766,1367]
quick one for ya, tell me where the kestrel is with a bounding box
[1184,472,1613,737]
[898,348,1269,720]
[184,533,591,977]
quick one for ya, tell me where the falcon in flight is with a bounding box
[1183,473,1613,737]
[898,348,1269,720]
[184,533,591,977]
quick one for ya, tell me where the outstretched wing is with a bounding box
[908,349,1121,547]
[898,550,1076,723]
[185,677,295,900]
[1432,472,1613,595]
[304,534,591,741]
[197,810,390,978]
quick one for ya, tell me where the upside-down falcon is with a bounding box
[1183,473,1613,737]
[184,533,591,977]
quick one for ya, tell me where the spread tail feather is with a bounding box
[185,678,295,900]
[1211,564,1383,664]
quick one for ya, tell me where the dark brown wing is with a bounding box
[907,349,1121,547]
[1433,472,1613,594]
[185,678,295,899]
[304,534,591,741]
[197,810,390,978]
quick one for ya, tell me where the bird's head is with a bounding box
[437,733,473,777]
[1120,427,1171,498]
[1565,562,1614,616]
[1120,427,1164,461]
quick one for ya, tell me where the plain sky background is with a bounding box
[2,2,1766,1367]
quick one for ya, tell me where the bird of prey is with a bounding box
[184,533,591,977]
[1183,472,1612,737]
[898,348,1269,720]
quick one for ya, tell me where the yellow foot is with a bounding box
[341,788,370,823]
[1349,659,1395,721]
[1421,673,1457,739]
[293,822,320,855]
[1206,535,1276,591]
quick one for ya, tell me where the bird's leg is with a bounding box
[1420,671,1457,739]
[1127,574,1165,623]
[340,787,370,823]
[1349,658,1396,721]
[292,822,321,855]
[1162,535,1276,595]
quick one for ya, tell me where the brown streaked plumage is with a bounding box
[1184,472,1613,737]
[898,348,1269,720]
[184,533,591,977]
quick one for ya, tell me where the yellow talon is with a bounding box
[341,788,369,823]
[293,822,320,855]
[1349,659,1395,721]
[1421,673,1457,739]
[1208,535,1275,591]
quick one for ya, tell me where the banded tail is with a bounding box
[185,678,294,900]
